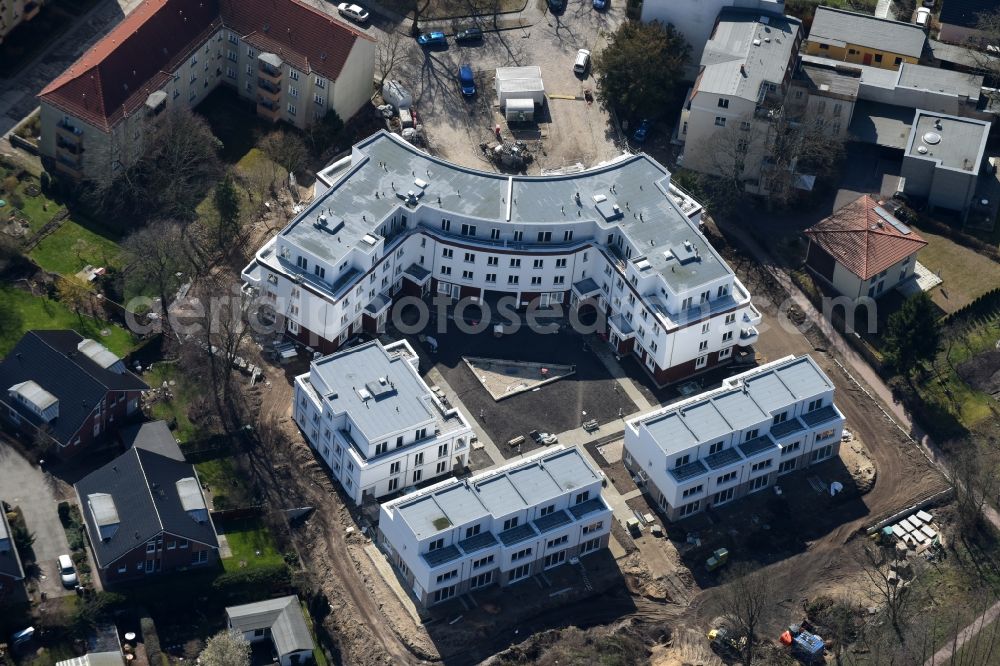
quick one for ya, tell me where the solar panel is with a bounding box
[874,206,912,235]
[669,460,708,483]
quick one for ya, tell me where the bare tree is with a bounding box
[121,222,196,320]
[258,130,310,179]
[376,29,410,89]
[56,275,92,315]
[951,447,1000,533]
[855,541,913,637]
[199,630,250,666]
[717,562,774,665]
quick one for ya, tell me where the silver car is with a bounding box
[58,554,78,588]
[337,3,369,23]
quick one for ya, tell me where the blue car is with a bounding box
[417,31,447,46]
[547,0,566,11]
[459,64,476,96]
[593,0,608,9]
[633,119,651,143]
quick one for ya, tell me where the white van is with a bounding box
[574,49,591,75]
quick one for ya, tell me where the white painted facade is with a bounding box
[378,446,612,606]
[293,340,473,505]
[623,355,846,521]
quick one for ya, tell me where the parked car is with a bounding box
[417,31,447,46]
[336,2,369,22]
[11,627,35,649]
[548,0,566,11]
[459,64,476,96]
[633,119,651,143]
[58,553,78,588]
[455,26,483,43]
[574,48,591,75]
[593,0,608,9]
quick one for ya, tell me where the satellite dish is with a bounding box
[917,146,929,154]
[922,131,942,145]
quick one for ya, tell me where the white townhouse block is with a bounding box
[378,446,612,607]
[623,355,845,522]
[294,339,473,505]
[243,131,763,388]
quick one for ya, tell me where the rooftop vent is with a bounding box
[917,145,929,154]
[922,131,942,145]
[414,178,428,189]
[593,194,607,203]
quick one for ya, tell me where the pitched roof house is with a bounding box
[804,195,928,299]
[74,446,219,584]
[226,596,315,666]
[805,7,926,70]
[0,503,26,602]
[0,331,148,457]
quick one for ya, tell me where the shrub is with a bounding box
[1,175,17,194]
[58,501,72,526]
[67,526,86,551]
[141,615,163,664]
[8,193,23,210]
[213,563,290,597]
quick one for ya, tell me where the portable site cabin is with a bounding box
[495,66,545,107]
[505,98,535,121]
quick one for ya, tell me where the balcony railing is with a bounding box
[257,78,281,95]
[57,121,83,141]
[258,62,282,82]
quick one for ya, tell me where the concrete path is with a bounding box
[924,598,1000,666]
[425,365,503,467]
[0,441,72,599]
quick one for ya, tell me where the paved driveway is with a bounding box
[0,441,73,599]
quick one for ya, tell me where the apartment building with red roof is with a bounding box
[804,194,928,300]
[37,0,375,182]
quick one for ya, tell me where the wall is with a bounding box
[331,36,376,123]
[804,42,917,70]
[99,532,218,584]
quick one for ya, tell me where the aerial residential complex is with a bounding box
[378,446,612,606]
[243,131,762,386]
[0,0,42,46]
[37,0,375,182]
[294,339,474,505]
[623,355,845,521]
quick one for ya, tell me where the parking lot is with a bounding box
[390,0,628,171]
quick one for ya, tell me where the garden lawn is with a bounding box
[196,455,253,508]
[913,227,1000,313]
[219,518,284,572]
[144,363,200,443]
[0,285,137,356]
[29,219,123,276]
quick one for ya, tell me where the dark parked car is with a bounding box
[455,26,483,42]
[459,64,476,96]
[548,0,566,11]
[633,119,651,143]
[593,0,608,9]
[417,31,447,46]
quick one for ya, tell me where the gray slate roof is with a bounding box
[696,9,801,101]
[808,7,926,58]
[0,330,148,446]
[55,653,124,666]
[848,101,917,149]
[74,447,218,567]
[226,595,315,657]
[120,420,184,461]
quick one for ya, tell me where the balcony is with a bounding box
[258,61,282,84]
[256,100,281,122]
[743,303,762,326]
[57,121,83,142]
[54,156,82,179]
[56,137,83,155]
[739,326,759,345]
[257,78,281,97]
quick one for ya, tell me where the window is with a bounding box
[531,277,542,286]
[486,273,497,283]
[438,443,448,457]
[429,538,444,551]
[580,537,601,554]
[682,297,693,310]
[289,69,300,80]
[718,285,729,298]
[315,76,326,88]
[780,441,800,456]
[773,412,788,425]
[464,252,475,263]
[442,248,453,258]
[510,258,521,268]
[682,485,703,498]
[713,487,735,505]
[749,475,769,492]
[487,256,499,266]
[503,517,519,531]
[436,569,458,584]
[388,477,399,492]
[554,276,565,285]
[247,47,256,57]
[533,259,544,269]
[695,355,708,370]
[287,103,296,115]
[288,85,299,97]
[874,54,883,63]
[807,398,823,412]
[715,117,726,127]
[575,491,590,504]
[440,266,451,276]
[709,441,724,455]
[314,265,326,279]
[582,521,603,534]
[254,628,266,638]
[441,219,451,231]
[678,501,700,517]
[816,429,837,442]
[462,270,473,280]
[745,429,759,441]
[146,542,156,553]
[433,586,456,603]
[540,504,555,517]
[563,230,573,242]
[722,331,734,343]
[179,539,189,549]
[490,228,500,240]
[544,550,567,569]
[375,442,388,455]
[314,94,325,106]
[699,340,708,352]
[413,469,423,482]
[513,231,523,242]
[511,547,532,561]
[811,444,834,461]
[508,275,519,285]
[461,224,477,236]
[470,571,493,589]
[193,550,208,564]
[751,459,772,473]
[833,103,842,117]
[465,524,481,539]
[717,471,737,485]
[725,313,736,325]
[537,231,551,242]
[701,322,710,334]
[547,535,569,549]
[718,98,730,108]
[508,564,530,583]
[778,459,796,474]
[675,455,690,468]
[473,554,494,568]
[819,43,829,50]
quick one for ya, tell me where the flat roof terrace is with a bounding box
[906,111,989,173]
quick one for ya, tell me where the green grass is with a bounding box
[29,219,123,276]
[219,518,283,572]
[953,615,1000,664]
[196,455,253,508]
[914,227,1000,314]
[300,600,329,666]
[0,285,137,356]
[144,363,200,443]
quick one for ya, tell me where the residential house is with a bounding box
[786,61,860,139]
[74,445,219,584]
[226,596,315,666]
[900,110,991,220]
[37,0,375,183]
[378,445,612,607]
[804,195,928,300]
[623,355,845,521]
[118,420,184,460]
[938,0,999,44]
[0,504,26,603]
[294,339,474,505]
[243,130,762,389]
[1,0,43,46]
[804,7,926,70]
[677,9,803,187]
[0,331,148,458]
[55,654,124,666]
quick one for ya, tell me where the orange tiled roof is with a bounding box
[804,195,928,280]
[39,0,371,132]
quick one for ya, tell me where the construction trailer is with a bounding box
[495,66,545,108]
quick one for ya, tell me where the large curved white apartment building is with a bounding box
[242,131,762,385]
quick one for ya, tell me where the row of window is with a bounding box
[441,220,575,243]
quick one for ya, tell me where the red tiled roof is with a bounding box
[39,0,372,132]
[804,195,928,280]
